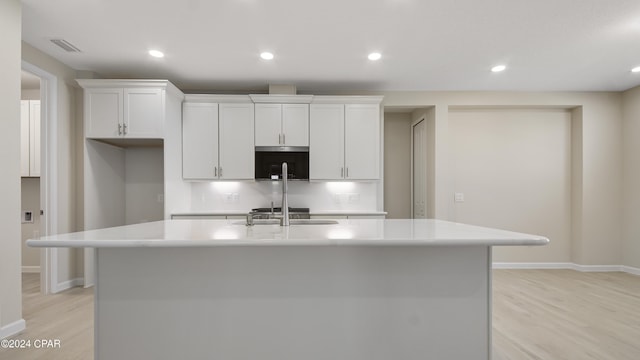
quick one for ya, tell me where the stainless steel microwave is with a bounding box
[255,146,309,180]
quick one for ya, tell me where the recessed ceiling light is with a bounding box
[260,52,274,60]
[368,52,382,61]
[632,66,640,73]
[148,50,164,58]
[491,65,506,72]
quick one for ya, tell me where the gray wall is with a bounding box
[372,91,624,266]
[21,178,41,268]
[622,85,640,268]
[449,108,572,263]
[383,113,411,218]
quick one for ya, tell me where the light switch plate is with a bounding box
[454,193,465,202]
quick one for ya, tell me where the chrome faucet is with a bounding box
[245,163,290,226]
[280,162,290,226]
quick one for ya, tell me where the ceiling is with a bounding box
[21,0,640,93]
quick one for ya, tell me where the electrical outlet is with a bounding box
[157,194,164,203]
[454,193,465,202]
[22,211,33,223]
[348,193,360,203]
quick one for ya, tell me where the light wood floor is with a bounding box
[493,269,640,360]
[2,270,639,360]
[0,274,93,360]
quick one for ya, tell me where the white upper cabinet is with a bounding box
[255,103,309,147]
[84,88,123,138]
[123,88,163,138]
[182,97,254,180]
[344,104,380,180]
[20,100,40,177]
[182,103,219,180]
[219,103,254,179]
[20,100,30,177]
[254,104,281,146]
[309,98,382,180]
[78,80,178,139]
[309,104,345,180]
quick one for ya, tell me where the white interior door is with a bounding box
[412,119,427,218]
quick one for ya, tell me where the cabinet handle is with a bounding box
[215,167,217,177]
[346,167,349,178]
[123,123,128,135]
[219,167,223,177]
[118,123,122,135]
[278,134,282,144]
[282,133,285,144]
[341,167,344,178]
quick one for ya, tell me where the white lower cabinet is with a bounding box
[182,102,254,180]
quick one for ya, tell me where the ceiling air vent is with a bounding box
[50,39,81,53]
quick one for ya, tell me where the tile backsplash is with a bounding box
[189,181,379,213]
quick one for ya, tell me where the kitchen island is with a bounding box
[28,219,548,360]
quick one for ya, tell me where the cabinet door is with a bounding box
[345,104,380,180]
[282,104,309,146]
[310,104,345,180]
[254,103,282,146]
[182,103,219,179]
[124,88,164,138]
[29,101,41,177]
[20,101,30,177]
[219,103,254,179]
[85,88,123,138]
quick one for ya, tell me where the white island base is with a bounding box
[28,219,548,359]
[97,246,490,359]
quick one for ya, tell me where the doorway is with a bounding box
[22,61,58,294]
[20,70,42,279]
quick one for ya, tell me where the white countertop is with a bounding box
[27,219,549,248]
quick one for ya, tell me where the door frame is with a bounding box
[22,61,58,294]
[410,116,426,219]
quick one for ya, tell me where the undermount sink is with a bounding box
[233,219,339,226]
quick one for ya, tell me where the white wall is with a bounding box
[383,113,411,218]
[449,108,572,262]
[622,85,640,269]
[22,42,80,284]
[0,0,24,338]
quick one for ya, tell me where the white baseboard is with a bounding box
[622,266,640,276]
[492,262,573,270]
[493,262,639,275]
[55,277,84,293]
[21,265,41,273]
[0,319,26,340]
[570,264,623,272]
